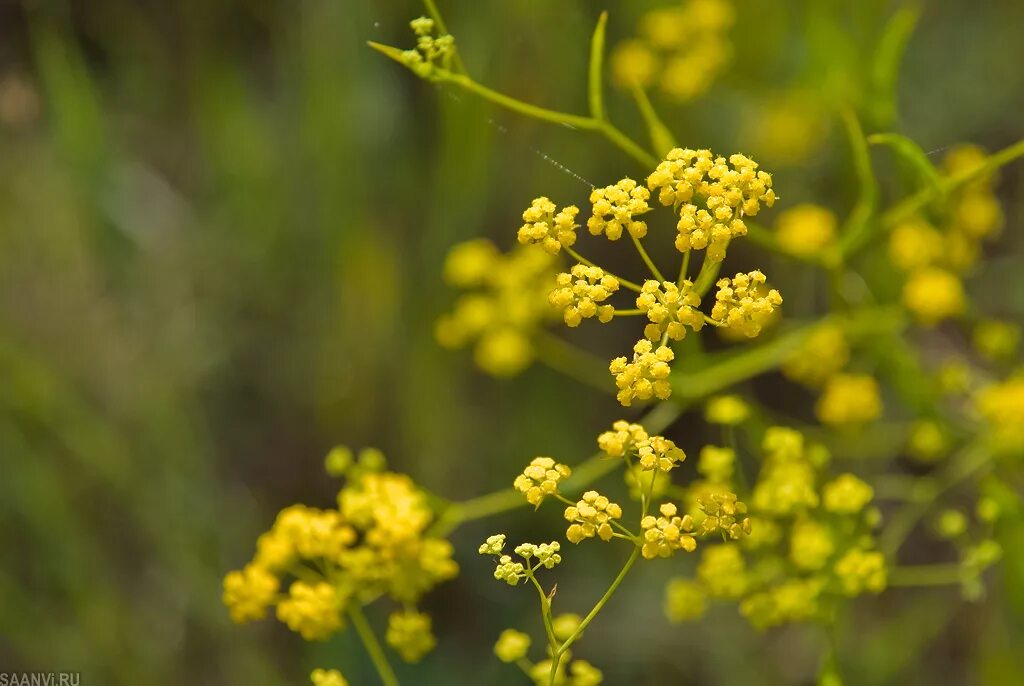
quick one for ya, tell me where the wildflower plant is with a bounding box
[224,3,1024,684]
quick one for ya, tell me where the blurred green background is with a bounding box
[1,0,1023,684]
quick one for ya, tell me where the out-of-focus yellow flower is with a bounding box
[514,457,572,507]
[782,323,850,388]
[816,373,882,426]
[223,564,279,623]
[494,628,531,663]
[551,613,582,642]
[906,420,951,462]
[751,427,820,515]
[695,492,751,539]
[975,375,1024,451]
[888,218,943,272]
[704,395,750,425]
[774,204,837,258]
[277,581,344,641]
[789,519,834,571]
[436,241,559,377]
[609,339,675,406]
[386,610,436,663]
[973,319,1020,361]
[610,39,658,88]
[834,549,887,595]
[697,544,747,598]
[739,578,823,630]
[902,267,966,325]
[745,93,829,166]
[311,668,348,686]
[697,445,736,483]
[935,509,967,539]
[664,577,708,623]
[822,474,874,514]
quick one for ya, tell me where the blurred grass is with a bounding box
[0,0,1022,684]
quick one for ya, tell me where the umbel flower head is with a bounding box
[549,265,620,327]
[514,457,572,506]
[641,502,698,559]
[223,454,457,654]
[711,270,783,337]
[637,280,705,341]
[648,148,776,262]
[564,491,624,543]
[816,373,883,426]
[311,668,348,686]
[610,339,674,406]
[435,240,559,377]
[397,17,455,80]
[587,178,652,240]
[782,323,850,388]
[597,420,650,457]
[774,203,837,258]
[386,609,437,663]
[518,196,580,254]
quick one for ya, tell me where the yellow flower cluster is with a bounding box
[386,610,436,663]
[704,395,750,425]
[518,197,580,254]
[697,445,735,483]
[973,319,1020,362]
[782,323,850,388]
[494,628,531,663]
[311,668,348,686]
[648,149,776,262]
[637,279,705,341]
[223,456,457,657]
[887,145,1003,324]
[611,0,734,102]
[435,240,559,376]
[773,203,837,258]
[609,339,675,406]
[710,271,783,337]
[514,457,572,506]
[564,491,624,543]
[399,17,455,79]
[695,492,751,539]
[816,373,882,426]
[596,419,649,457]
[637,435,686,472]
[974,375,1024,451]
[549,265,620,326]
[481,537,563,586]
[666,426,887,630]
[587,178,651,240]
[641,502,698,559]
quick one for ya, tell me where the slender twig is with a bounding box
[349,605,400,686]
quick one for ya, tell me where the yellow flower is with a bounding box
[478,534,507,556]
[648,149,775,262]
[641,503,697,559]
[518,196,580,254]
[514,541,563,569]
[549,265,619,327]
[782,323,850,388]
[597,420,649,457]
[751,428,820,516]
[789,519,834,571]
[664,577,708,623]
[552,613,582,641]
[906,420,951,462]
[739,578,823,630]
[610,39,658,88]
[774,204,836,257]
[973,319,1020,361]
[710,270,783,337]
[514,457,572,507]
[386,610,436,663]
[704,395,750,425]
[223,564,279,623]
[443,238,499,288]
[494,628,531,663]
[587,178,652,240]
[637,435,686,472]
[311,668,348,686]
[637,279,705,341]
[493,555,526,585]
[822,473,874,514]
[609,339,674,406]
[816,373,882,425]
[398,17,456,79]
[902,267,966,325]
[697,445,735,483]
[565,491,624,543]
[834,549,887,595]
[277,580,344,641]
[568,660,604,686]
[697,544,747,598]
[695,492,751,539]
[975,375,1024,450]
[888,218,943,272]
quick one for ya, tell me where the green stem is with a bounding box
[563,246,643,292]
[535,331,612,393]
[555,546,641,656]
[529,573,558,648]
[678,250,691,285]
[349,605,400,686]
[631,234,666,282]
[588,11,608,121]
[888,563,965,588]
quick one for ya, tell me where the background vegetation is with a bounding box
[0,0,1022,683]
